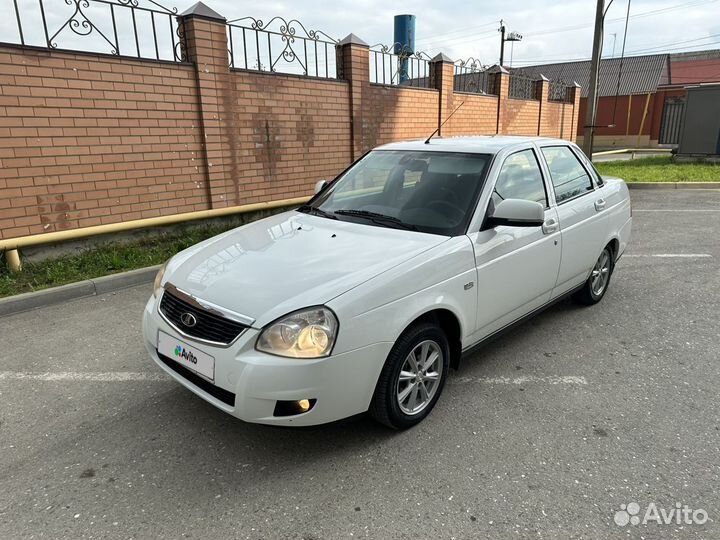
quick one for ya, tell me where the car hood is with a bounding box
[164,211,448,327]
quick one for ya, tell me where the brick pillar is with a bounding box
[568,82,582,143]
[489,65,510,134]
[535,75,550,136]
[337,34,369,160]
[429,53,455,136]
[179,2,235,208]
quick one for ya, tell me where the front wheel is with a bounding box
[369,322,450,429]
[573,246,614,305]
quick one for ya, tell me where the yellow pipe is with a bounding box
[592,148,630,156]
[5,249,22,272]
[592,147,672,157]
[0,196,310,252]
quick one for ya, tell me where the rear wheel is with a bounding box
[369,322,449,429]
[573,246,614,305]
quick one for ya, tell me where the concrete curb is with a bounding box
[0,265,159,317]
[627,182,720,189]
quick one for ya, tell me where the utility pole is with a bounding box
[498,20,522,68]
[582,0,605,159]
[499,20,506,66]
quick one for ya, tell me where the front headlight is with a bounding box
[256,307,338,359]
[153,260,169,298]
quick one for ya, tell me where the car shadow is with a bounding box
[138,295,585,448]
[453,295,585,370]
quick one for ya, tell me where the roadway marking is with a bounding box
[634,209,720,213]
[0,372,588,386]
[0,371,171,382]
[451,375,587,385]
[624,253,712,258]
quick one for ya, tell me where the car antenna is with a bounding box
[424,101,465,144]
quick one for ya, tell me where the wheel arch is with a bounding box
[402,308,463,370]
[606,237,620,264]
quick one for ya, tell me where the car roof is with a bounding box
[375,135,572,154]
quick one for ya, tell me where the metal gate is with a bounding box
[659,96,686,144]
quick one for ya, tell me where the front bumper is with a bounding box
[142,295,392,426]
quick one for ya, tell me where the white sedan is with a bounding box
[142,136,632,429]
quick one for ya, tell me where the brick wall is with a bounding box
[445,93,499,136]
[541,100,577,140]
[229,70,352,205]
[363,85,439,148]
[0,47,206,239]
[503,98,541,136]
[0,13,580,241]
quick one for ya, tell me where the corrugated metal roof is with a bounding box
[513,54,670,97]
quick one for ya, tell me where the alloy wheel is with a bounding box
[590,250,611,297]
[396,340,444,415]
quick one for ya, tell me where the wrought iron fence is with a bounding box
[508,73,539,100]
[3,0,185,61]
[369,43,432,87]
[227,16,338,78]
[453,58,497,95]
[548,79,571,102]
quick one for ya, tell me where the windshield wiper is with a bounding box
[334,209,418,231]
[297,205,337,220]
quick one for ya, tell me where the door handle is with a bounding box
[542,217,559,235]
[595,198,607,211]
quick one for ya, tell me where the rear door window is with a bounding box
[540,146,594,203]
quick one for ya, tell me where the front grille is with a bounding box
[159,288,248,345]
[157,352,236,406]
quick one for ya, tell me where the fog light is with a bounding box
[273,398,317,417]
[297,399,311,412]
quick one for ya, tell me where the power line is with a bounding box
[510,35,720,65]
[415,20,499,44]
[413,0,717,53]
[420,0,714,48]
[416,29,499,50]
[524,0,716,38]
[625,32,720,54]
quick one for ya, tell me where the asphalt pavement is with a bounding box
[1,189,719,539]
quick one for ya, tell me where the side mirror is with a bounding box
[314,180,329,195]
[486,199,544,228]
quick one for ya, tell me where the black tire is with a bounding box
[573,245,614,306]
[369,322,450,430]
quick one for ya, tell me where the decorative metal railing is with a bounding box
[4,0,185,61]
[227,16,338,78]
[548,79,572,102]
[369,43,432,88]
[453,58,497,95]
[508,73,539,100]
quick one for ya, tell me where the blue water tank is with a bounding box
[393,14,415,83]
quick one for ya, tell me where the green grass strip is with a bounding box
[596,155,720,182]
[0,223,233,298]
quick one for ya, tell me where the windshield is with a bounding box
[303,150,492,236]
